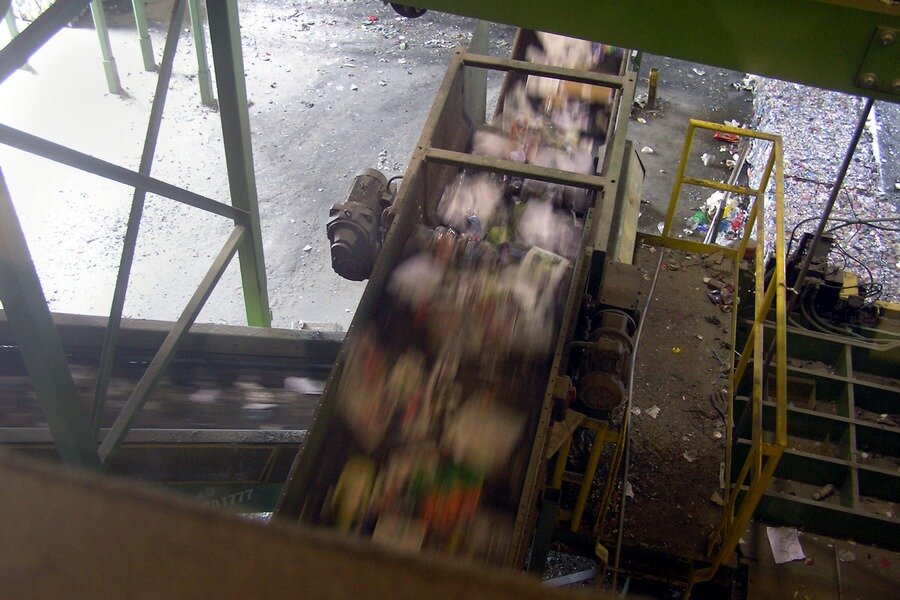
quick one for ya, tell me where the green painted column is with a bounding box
[205,0,271,327]
[89,0,123,94]
[187,0,215,107]
[130,0,156,71]
[0,169,101,469]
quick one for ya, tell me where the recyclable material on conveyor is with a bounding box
[315,32,622,562]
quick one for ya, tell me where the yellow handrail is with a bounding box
[640,119,787,585]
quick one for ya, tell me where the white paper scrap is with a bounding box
[766,526,805,564]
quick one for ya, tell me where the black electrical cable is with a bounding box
[786,215,900,257]
[386,175,404,199]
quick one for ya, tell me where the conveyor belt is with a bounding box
[0,311,339,510]
[275,30,638,569]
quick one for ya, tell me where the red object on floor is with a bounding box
[367,15,379,22]
[713,131,740,143]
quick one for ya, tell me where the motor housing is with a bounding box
[326,169,389,281]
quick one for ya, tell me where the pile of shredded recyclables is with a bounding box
[746,78,898,303]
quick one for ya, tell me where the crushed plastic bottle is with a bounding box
[685,210,710,235]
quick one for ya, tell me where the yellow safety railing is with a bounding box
[639,120,787,584]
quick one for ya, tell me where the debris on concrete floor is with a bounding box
[618,246,730,560]
[766,526,806,564]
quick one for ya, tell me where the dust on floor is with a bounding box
[621,245,733,559]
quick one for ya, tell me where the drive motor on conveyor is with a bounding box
[326,168,389,281]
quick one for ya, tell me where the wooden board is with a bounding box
[0,452,590,599]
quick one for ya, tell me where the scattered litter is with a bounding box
[713,131,740,143]
[732,74,758,91]
[701,153,713,166]
[723,119,740,128]
[837,549,856,562]
[366,15,379,22]
[695,334,703,340]
[624,480,634,498]
[243,402,276,410]
[672,347,682,354]
[646,404,660,419]
[637,117,647,124]
[710,492,724,506]
[704,277,726,290]
[303,244,313,252]
[812,483,836,501]
[701,250,725,265]
[713,431,723,439]
[640,146,654,154]
[766,527,805,564]
[631,406,642,417]
[692,68,706,76]
[683,451,696,463]
[379,80,387,86]
[351,84,359,91]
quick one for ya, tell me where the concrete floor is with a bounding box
[0,0,512,329]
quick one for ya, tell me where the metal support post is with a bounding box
[98,226,247,464]
[647,66,659,107]
[91,0,187,436]
[0,169,101,469]
[205,0,271,327]
[130,0,156,71]
[187,0,215,107]
[89,0,123,94]
[0,0,91,83]
[462,21,488,125]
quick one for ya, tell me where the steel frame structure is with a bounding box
[0,0,269,468]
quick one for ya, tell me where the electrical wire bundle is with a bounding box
[785,214,900,306]
[779,214,900,337]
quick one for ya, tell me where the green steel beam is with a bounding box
[130,0,156,71]
[411,0,900,101]
[98,226,247,464]
[91,0,187,436]
[0,122,248,222]
[206,0,271,327]
[187,0,216,107]
[89,0,123,95]
[0,168,101,469]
